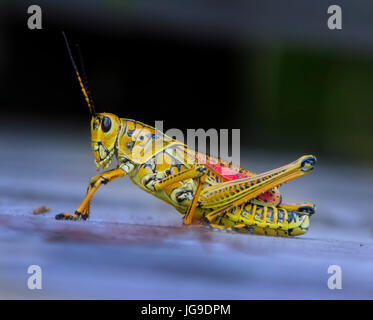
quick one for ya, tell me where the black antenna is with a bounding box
[76,43,96,113]
[62,31,96,116]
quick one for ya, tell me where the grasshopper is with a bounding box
[57,33,317,237]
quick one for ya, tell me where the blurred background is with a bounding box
[0,0,373,299]
[1,0,373,163]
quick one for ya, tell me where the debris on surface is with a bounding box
[32,206,50,215]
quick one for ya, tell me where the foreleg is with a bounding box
[56,168,126,221]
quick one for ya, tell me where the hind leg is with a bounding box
[201,155,316,223]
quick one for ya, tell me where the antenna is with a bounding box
[62,31,96,116]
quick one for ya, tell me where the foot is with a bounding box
[55,211,88,221]
[300,155,317,172]
[298,204,316,215]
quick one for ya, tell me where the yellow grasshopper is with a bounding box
[57,33,317,237]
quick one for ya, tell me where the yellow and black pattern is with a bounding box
[59,38,315,236]
[209,202,311,237]
[57,112,316,237]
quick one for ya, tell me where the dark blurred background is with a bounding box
[1,0,373,164]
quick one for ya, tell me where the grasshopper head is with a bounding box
[61,34,121,170]
[91,112,121,170]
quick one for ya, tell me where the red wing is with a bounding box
[201,155,282,206]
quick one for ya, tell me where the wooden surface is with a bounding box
[1,121,373,299]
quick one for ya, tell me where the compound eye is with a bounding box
[101,116,112,133]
